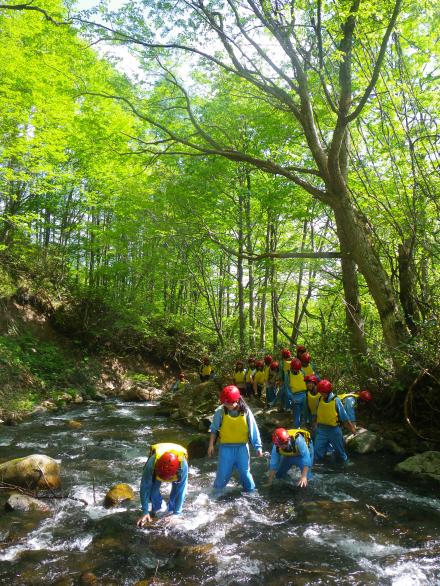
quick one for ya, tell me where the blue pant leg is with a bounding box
[214,445,236,489]
[329,427,348,462]
[167,460,188,514]
[236,444,255,492]
[150,479,163,514]
[291,392,306,428]
[314,426,331,461]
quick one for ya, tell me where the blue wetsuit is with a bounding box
[314,393,350,462]
[210,405,262,492]
[270,434,314,481]
[140,455,188,515]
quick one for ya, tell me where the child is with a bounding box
[338,389,372,430]
[137,442,188,527]
[313,379,355,464]
[244,356,256,398]
[232,360,246,392]
[252,359,266,400]
[199,356,214,381]
[278,348,292,410]
[171,372,189,392]
[266,361,280,407]
[305,374,319,427]
[267,427,314,488]
[300,352,320,380]
[288,358,307,428]
[208,385,263,492]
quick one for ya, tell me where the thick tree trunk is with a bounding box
[332,194,409,365]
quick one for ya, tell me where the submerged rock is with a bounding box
[104,483,135,507]
[394,451,440,485]
[5,493,50,513]
[68,420,82,429]
[0,454,61,489]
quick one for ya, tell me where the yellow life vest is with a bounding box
[219,411,249,444]
[253,370,266,385]
[289,371,306,393]
[278,429,312,456]
[200,365,213,376]
[302,364,314,376]
[233,370,246,384]
[263,365,270,382]
[282,360,291,373]
[245,368,255,383]
[338,393,359,402]
[176,380,188,390]
[316,396,339,427]
[307,391,320,415]
[150,442,188,482]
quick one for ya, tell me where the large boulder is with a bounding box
[5,493,50,513]
[0,454,61,489]
[345,428,385,454]
[394,451,440,485]
[104,483,135,507]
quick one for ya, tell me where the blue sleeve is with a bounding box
[209,407,224,433]
[295,436,312,467]
[246,409,262,451]
[170,459,188,515]
[140,455,156,514]
[269,444,281,470]
[343,397,356,421]
[335,398,349,422]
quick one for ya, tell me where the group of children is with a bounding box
[137,345,372,527]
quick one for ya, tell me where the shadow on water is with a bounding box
[1,400,439,585]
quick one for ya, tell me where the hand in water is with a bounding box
[256,449,263,457]
[297,476,308,488]
[136,513,152,527]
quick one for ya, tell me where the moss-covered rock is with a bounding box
[0,454,61,489]
[394,451,440,485]
[104,483,135,507]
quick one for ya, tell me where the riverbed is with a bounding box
[0,400,439,585]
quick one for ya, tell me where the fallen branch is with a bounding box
[366,504,388,519]
[0,481,88,506]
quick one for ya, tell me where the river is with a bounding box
[0,400,439,585]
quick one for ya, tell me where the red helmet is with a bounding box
[317,379,333,394]
[296,345,306,353]
[179,372,185,380]
[220,385,241,404]
[203,356,210,364]
[301,352,311,365]
[304,374,318,383]
[281,348,291,359]
[272,427,290,446]
[270,361,279,370]
[264,354,273,365]
[290,358,302,371]
[359,389,372,402]
[155,452,179,480]
[255,359,264,368]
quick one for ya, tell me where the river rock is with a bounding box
[345,427,384,454]
[123,387,155,402]
[173,543,215,571]
[104,483,135,507]
[40,400,58,412]
[0,454,61,489]
[68,420,82,429]
[394,451,440,485]
[5,493,50,513]
[186,435,209,459]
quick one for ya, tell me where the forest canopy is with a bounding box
[0,0,439,393]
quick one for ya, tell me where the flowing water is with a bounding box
[0,400,439,585]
